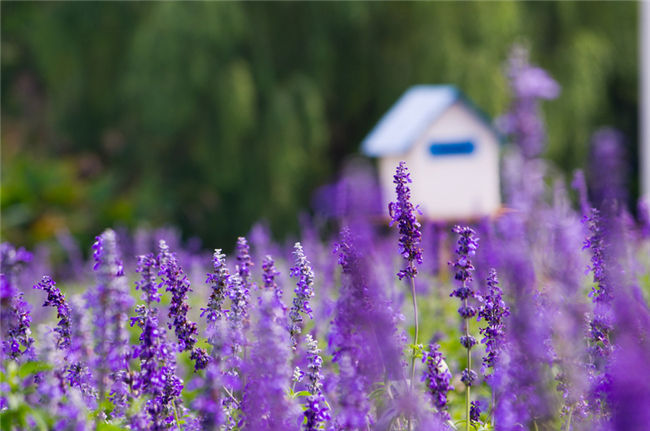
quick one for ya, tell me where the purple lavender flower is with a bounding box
[135,254,160,305]
[450,226,479,290]
[583,213,614,360]
[158,240,209,371]
[33,276,72,351]
[588,128,628,209]
[1,243,33,293]
[302,334,330,430]
[554,371,589,428]
[304,392,330,431]
[583,209,612,307]
[202,249,231,325]
[388,161,422,280]
[450,225,481,431]
[194,362,225,430]
[262,255,287,326]
[1,243,35,362]
[1,290,35,361]
[330,228,405,428]
[131,304,182,429]
[330,228,402,375]
[305,334,324,395]
[86,229,133,408]
[470,400,482,425]
[241,291,299,431]
[335,352,370,429]
[498,44,560,159]
[236,237,256,291]
[477,269,510,379]
[450,225,480,375]
[227,272,250,359]
[287,242,315,350]
[421,344,454,421]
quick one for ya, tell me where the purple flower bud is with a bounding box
[461,369,478,387]
[470,400,482,425]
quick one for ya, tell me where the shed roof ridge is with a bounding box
[361,85,496,157]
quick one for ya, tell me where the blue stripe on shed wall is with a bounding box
[429,142,475,156]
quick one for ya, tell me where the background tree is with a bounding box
[1,2,639,250]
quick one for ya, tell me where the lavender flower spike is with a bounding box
[477,269,510,380]
[421,344,454,422]
[236,237,256,291]
[2,290,35,361]
[450,225,480,431]
[304,334,330,430]
[388,161,423,280]
[305,334,324,395]
[158,240,209,371]
[287,242,315,350]
[34,276,72,351]
[202,249,231,325]
[87,228,133,404]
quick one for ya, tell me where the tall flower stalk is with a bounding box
[582,208,614,421]
[158,240,209,371]
[304,334,330,430]
[450,225,480,431]
[33,276,72,352]
[86,229,133,406]
[388,161,422,398]
[477,269,509,380]
[1,243,35,362]
[477,269,510,425]
[202,249,231,357]
[287,243,315,350]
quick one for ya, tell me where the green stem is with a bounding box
[464,295,471,431]
[565,406,574,431]
[172,399,181,428]
[409,268,419,392]
[491,389,496,427]
[408,262,419,431]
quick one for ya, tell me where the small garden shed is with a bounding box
[361,85,501,220]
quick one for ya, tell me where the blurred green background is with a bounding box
[0,2,639,251]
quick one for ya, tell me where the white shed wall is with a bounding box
[378,102,501,220]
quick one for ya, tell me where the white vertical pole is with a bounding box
[641,1,650,200]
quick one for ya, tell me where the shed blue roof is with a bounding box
[361,85,496,157]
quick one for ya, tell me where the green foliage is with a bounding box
[0,361,53,430]
[1,2,638,250]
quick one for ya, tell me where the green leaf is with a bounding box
[18,361,52,378]
[97,422,128,431]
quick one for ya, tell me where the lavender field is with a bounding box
[2,151,650,431]
[1,14,648,431]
